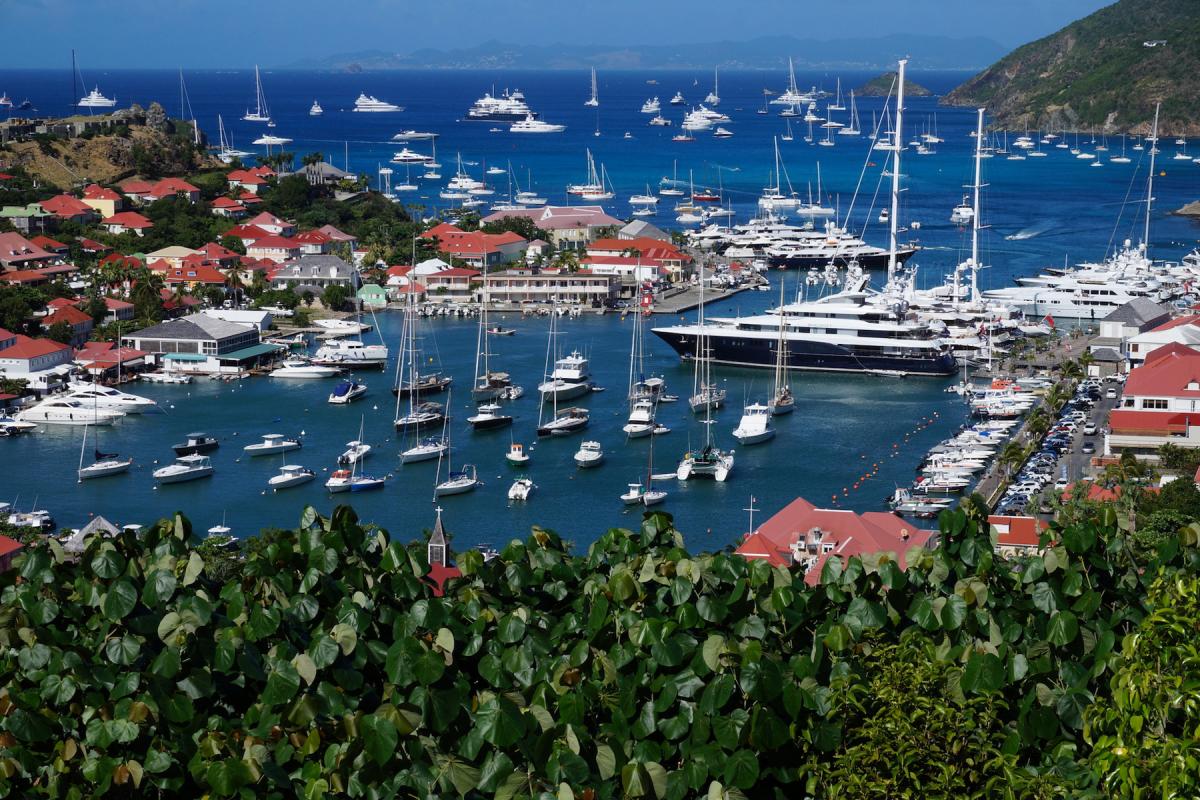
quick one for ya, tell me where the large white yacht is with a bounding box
[64,383,158,414]
[353,93,403,112]
[312,339,389,369]
[16,398,126,426]
[509,114,565,133]
[538,351,594,402]
[465,88,536,122]
[77,87,116,108]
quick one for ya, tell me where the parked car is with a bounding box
[1081,442,1096,454]
[1083,422,1098,435]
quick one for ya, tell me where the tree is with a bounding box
[320,284,350,311]
[83,293,108,325]
[0,285,46,333]
[302,290,315,307]
[46,320,73,344]
[481,215,552,243]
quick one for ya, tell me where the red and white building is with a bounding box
[293,229,332,255]
[424,223,527,269]
[40,304,94,346]
[1126,314,1200,366]
[0,232,57,270]
[424,267,480,303]
[246,211,296,237]
[210,196,248,218]
[0,331,74,379]
[1107,343,1200,458]
[734,496,937,584]
[246,235,302,263]
[145,178,201,204]
[988,515,1048,557]
[39,194,97,224]
[81,184,124,218]
[481,206,622,250]
[102,211,154,236]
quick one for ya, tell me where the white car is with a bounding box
[1083,422,1098,435]
[1106,387,1117,399]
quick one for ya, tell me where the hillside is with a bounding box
[290,34,1006,72]
[942,0,1200,135]
[0,105,221,189]
[857,71,932,98]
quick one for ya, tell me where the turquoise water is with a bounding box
[3,67,1198,547]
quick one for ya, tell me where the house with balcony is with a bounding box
[1107,343,1200,458]
[0,232,57,270]
[424,223,527,269]
[735,496,936,584]
[246,235,302,263]
[269,255,360,296]
[483,268,618,308]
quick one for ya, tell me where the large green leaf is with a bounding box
[1047,610,1079,646]
[102,577,138,621]
[722,750,759,790]
[262,661,301,706]
[961,651,1005,693]
[475,697,525,747]
[360,713,398,766]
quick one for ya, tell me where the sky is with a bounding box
[1,0,1114,69]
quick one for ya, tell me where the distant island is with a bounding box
[1174,201,1200,219]
[857,72,932,98]
[287,34,1007,72]
[943,0,1199,135]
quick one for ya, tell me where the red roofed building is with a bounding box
[145,177,201,204]
[102,211,154,236]
[161,263,228,288]
[41,304,94,346]
[1127,314,1200,366]
[423,223,527,269]
[246,211,295,237]
[78,238,111,254]
[237,190,263,206]
[196,242,242,267]
[0,333,74,377]
[317,224,356,250]
[74,342,147,379]
[222,224,273,245]
[0,535,23,573]
[246,235,302,263]
[0,232,57,270]
[118,178,155,202]
[29,235,68,255]
[81,184,124,217]
[988,515,1048,557]
[40,194,97,223]
[1108,343,1200,457]
[481,205,621,250]
[210,196,248,218]
[226,169,269,194]
[734,496,937,585]
[293,229,332,255]
[102,296,135,322]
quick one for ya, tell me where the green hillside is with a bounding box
[856,71,931,98]
[942,0,1200,135]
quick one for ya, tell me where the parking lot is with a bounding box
[993,375,1123,517]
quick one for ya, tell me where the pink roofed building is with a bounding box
[423,223,527,269]
[226,169,270,194]
[293,229,332,255]
[246,235,302,263]
[101,211,154,236]
[145,178,201,204]
[0,232,57,270]
[246,211,295,237]
[734,496,937,584]
[481,205,621,250]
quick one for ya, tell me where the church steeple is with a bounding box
[428,506,449,567]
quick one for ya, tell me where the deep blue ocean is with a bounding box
[2,67,1198,550]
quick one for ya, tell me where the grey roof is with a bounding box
[62,516,119,553]
[276,254,357,279]
[1103,298,1171,326]
[128,313,255,342]
[1091,347,1124,362]
[620,220,670,241]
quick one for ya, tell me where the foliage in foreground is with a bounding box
[1,502,1199,798]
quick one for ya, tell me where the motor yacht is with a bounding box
[153,454,214,484]
[467,403,513,431]
[313,318,371,335]
[16,398,125,426]
[622,398,656,438]
[243,433,302,456]
[465,88,536,121]
[507,477,535,501]
[328,380,368,404]
[641,97,661,114]
[268,464,316,490]
[338,440,371,465]
[574,440,605,468]
[309,100,323,116]
[353,93,403,112]
[391,147,432,164]
[732,402,775,445]
[270,358,342,379]
[538,351,594,402]
[313,339,388,368]
[65,383,158,413]
[78,87,116,108]
[173,432,218,455]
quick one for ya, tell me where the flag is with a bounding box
[1044,314,1055,329]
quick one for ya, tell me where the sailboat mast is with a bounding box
[886,59,907,287]
[1144,103,1160,255]
[970,106,985,304]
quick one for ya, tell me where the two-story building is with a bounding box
[424,267,480,303]
[0,328,75,384]
[1088,298,1173,373]
[424,223,527,269]
[102,211,154,237]
[246,235,302,263]
[81,184,124,218]
[40,304,94,347]
[481,206,621,251]
[269,255,360,296]
[122,314,279,376]
[483,268,618,308]
[1126,315,1200,366]
[0,232,57,271]
[1107,343,1200,458]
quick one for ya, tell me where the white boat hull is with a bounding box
[154,467,213,484]
[78,459,133,480]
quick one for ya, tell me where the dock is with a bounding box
[649,279,766,315]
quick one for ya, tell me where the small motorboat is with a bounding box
[270,358,342,379]
[326,468,354,493]
[488,326,516,336]
[153,454,214,484]
[620,482,646,505]
[468,403,513,431]
[500,385,525,401]
[732,402,776,445]
[337,440,371,465]
[268,464,316,490]
[328,380,368,404]
[0,411,39,434]
[243,433,302,456]
[349,474,387,492]
[507,477,535,501]
[574,440,605,468]
[173,432,218,456]
[537,407,589,437]
[505,442,530,466]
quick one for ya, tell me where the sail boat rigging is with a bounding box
[434,390,480,496]
[242,65,272,123]
[77,423,133,481]
[395,290,448,461]
[536,308,590,437]
[678,273,734,481]
[769,277,795,415]
[688,269,727,413]
[704,67,720,106]
[585,67,599,107]
[622,301,659,439]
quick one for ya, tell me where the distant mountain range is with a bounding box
[286,35,1007,72]
[944,0,1200,135]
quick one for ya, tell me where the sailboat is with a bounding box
[828,77,845,111]
[584,67,599,107]
[688,274,726,413]
[536,309,590,437]
[838,91,861,136]
[77,424,133,481]
[704,67,720,106]
[659,161,686,197]
[677,281,734,482]
[622,304,658,439]
[1110,134,1131,164]
[215,115,252,163]
[326,423,387,492]
[768,280,795,415]
[434,395,481,497]
[472,277,519,401]
[395,293,448,461]
[242,65,272,123]
[178,68,199,145]
[781,118,794,142]
[622,426,668,505]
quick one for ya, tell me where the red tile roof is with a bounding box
[293,230,332,244]
[79,238,111,252]
[0,232,55,265]
[988,515,1047,548]
[211,196,245,209]
[29,235,67,252]
[1108,409,1200,435]
[146,177,200,199]
[162,264,227,285]
[102,211,153,230]
[248,211,288,228]
[118,179,154,194]
[317,224,355,242]
[1150,314,1200,332]
[1124,343,1200,398]
[43,305,92,326]
[223,224,272,242]
[40,194,93,218]
[226,169,267,185]
[198,242,241,260]
[427,268,480,278]
[0,334,71,359]
[247,235,300,251]
[0,535,21,559]
[82,184,122,201]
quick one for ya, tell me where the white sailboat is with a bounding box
[472,277,519,401]
[536,309,590,437]
[622,307,657,439]
[396,293,448,463]
[688,274,726,413]
[837,91,861,136]
[242,65,272,123]
[704,67,720,106]
[434,396,481,497]
[678,274,734,481]
[585,67,599,107]
[769,278,795,415]
[215,115,252,163]
[77,424,132,481]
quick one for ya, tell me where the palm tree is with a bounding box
[999,441,1028,479]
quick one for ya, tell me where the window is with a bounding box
[1143,398,1168,410]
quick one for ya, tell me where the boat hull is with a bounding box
[733,429,775,445]
[154,468,213,484]
[400,446,445,464]
[538,381,592,403]
[269,474,315,490]
[537,418,588,437]
[653,329,957,376]
[173,442,218,456]
[78,459,133,480]
[469,415,514,431]
[766,247,917,270]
